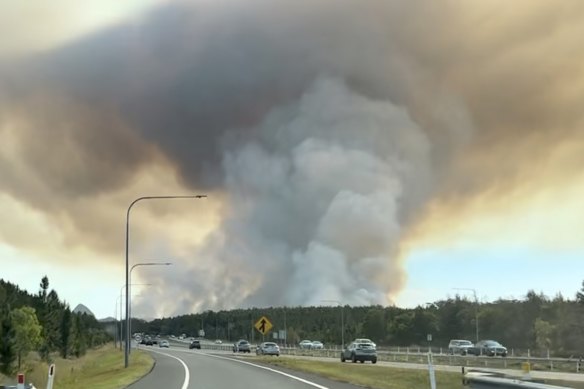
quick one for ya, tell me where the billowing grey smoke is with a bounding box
[220,77,432,306]
[0,0,479,315]
[134,76,440,314]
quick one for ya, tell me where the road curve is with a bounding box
[130,346,362,389]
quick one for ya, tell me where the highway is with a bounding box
[128,339,584,388]
[128,345,362,389]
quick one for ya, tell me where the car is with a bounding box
[467,340,507,357]
[159,340,170,348]
[311,341,324,349]
[256,342,280,356]
[448,339,474,355]
[353,338,376,348]
[299,340,313,349]
[189,340,201,349]
[145,339,153,346]
[341,342,377,363]
[233,339,251,353]
[215,339,222,344]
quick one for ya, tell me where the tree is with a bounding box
[71,314,87,357]
[11,306,42,369]
[39,289,62,361]
[39,276,49,304]
[362,309,385,342]
[60,306,71,358]
[0,307,16,375]
[576,281,584,305]
[534,318,554,351]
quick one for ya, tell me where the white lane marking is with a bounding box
[145,348,190,389]
[205,353,330,389]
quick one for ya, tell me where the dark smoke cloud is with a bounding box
[1,0,582,315]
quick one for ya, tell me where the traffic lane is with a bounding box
[159,347,363,389]
[127,348,187,389]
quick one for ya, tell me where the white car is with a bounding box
[354,338,376,348]
[311,341,324,349]
[159,340,170,348]
[256,342,280,356]
[448,339,473,355]
[215,339,222,344]
[299,340,313,349]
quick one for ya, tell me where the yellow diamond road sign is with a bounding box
[254,316,273,335]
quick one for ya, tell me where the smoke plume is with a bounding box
[1,0,582,316]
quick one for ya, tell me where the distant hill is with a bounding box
[99,316,116,323]
[72,303,95,317]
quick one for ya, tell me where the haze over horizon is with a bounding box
[1,0,583,320]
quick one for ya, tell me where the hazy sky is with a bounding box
[1,0,583,319]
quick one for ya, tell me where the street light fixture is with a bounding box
[321,300,345,349]
[453,288,479,343]
[125,195,206,367]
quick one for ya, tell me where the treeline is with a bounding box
[0,277,110,374]
[135,282,584,357]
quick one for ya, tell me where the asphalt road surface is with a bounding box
[128,346,362,389]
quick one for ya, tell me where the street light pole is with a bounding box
[321,300,344,349]
[125,195,206,368]
[454,288,479,343]
[119,283,152,350]
[128,262,172,353]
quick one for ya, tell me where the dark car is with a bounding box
[467,340,507,356]
[233,339,251,353]
[145,339,153,346]
[189,340,201,349]
[341,342,377,363]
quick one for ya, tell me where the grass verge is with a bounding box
[0,345,154,389]
[253,357,465,389]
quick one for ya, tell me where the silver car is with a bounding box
[256,342,280,356]
[448,339,473,355]
[233,339,251,353]
[341,342,377,363]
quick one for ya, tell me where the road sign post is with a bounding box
[47,363,56,389]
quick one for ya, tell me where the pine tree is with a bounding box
[39,276,49,304]
[0,307,16,375]
[60,306,72,359]
[576,280,584,304]
[71,314,87,357]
